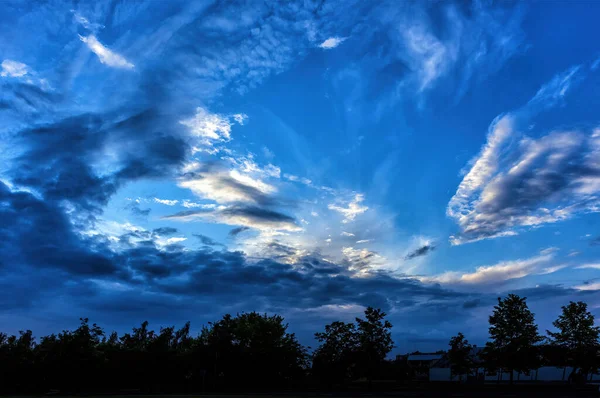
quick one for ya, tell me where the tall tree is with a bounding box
[486,294,542,383]
[355,307,394,389]
[448,332,474,382]
[547,301,600,382]
[201,312,308,388]
[313,321,359,386]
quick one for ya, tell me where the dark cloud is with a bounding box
[462,299,481,309]
[152,227,178,236]
[126,202,151,217]
[193,234,224,247]
[229,226,250,236]
[591,236,600,246]
[164,205,299,231]
[404,244,436,260]
[0,182,117,276]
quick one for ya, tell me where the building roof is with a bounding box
[407,354,443,362]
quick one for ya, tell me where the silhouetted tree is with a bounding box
[201,312,308,390]
[547,301,600,383]
[355,307,394,389]
[448,332,474,381]
[313,321,359,387]
[485,294,542,383]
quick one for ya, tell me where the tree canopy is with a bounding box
[547,301,600,381]
[484,294,542,382]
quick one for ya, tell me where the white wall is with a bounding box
[430,366,587,382]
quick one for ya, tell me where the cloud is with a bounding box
[591,236,600,246]
[79,35,134,69]
[153,198,179,206]
[71,10,104,31]
[180,107,245,149]
[356,239,371,244]
[319,36,347,49]
[179,162,277,205]
[229,226,250,237]
[576,263,600,270]
[405,244,435,260]
[193,234,224,247]
[386,1,525,95]
[127,203,151,217]
[328,193,368,223]
[284,174,312,185]
[164,205,301,232]
[448,66,600,244]
[574,282,600,291]
[152,227,178,236]
[233,113,248,125]
[341,231,355,237]
[1,60,28,77]
[419,251,559,288]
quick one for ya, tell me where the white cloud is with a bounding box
[71,10,104,31]
[447,65,600,244]
[356,239,371,244]
[576,263,600,270]
[311,211,319,217]
[1,60,28,77]
[575,282,600,291]
[419,252,557,287]
[233,113,248,125]
[180,167,275,204]
[182,200,217,209]
[153,198,179,206]
[180,107,234,145]
[319,36,347,49]
[79,35,134,69]
[328,193,368,223]
[341,231,355,237]
[342,246,384,274]
[402,25,449,92]
[224,156,281,179]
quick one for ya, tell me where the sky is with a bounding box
[1,0,600,353]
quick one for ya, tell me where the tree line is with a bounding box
[1,295,599,393]
[447,295,600,384]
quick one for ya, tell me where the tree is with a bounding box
[486,294,542,383]
[313,321,359,386]
[547,301,600,383]
[448,332,474,382]
[355,307,394,389]
[201,312,308,389]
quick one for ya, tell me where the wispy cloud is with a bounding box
[405,244,435,260]
[419,251,559,288]
[319,36,347,49]
[180,107,247,151]
[1,60,28,77]
[164,205,301,232]
[153,198,178,206]
[448,65,600,244]
[79,35,134,69]
[71,10,104,31]
[328,193,368,223]
[576,263,600,270]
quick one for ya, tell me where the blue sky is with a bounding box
[1,0,600,352]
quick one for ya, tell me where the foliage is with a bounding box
[485,294,543,382]
[547,301,600,381]
[448,332,474,381]
[0,313,307,394]
[312,307,393,388]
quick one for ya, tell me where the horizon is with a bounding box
[1,0,600,354]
